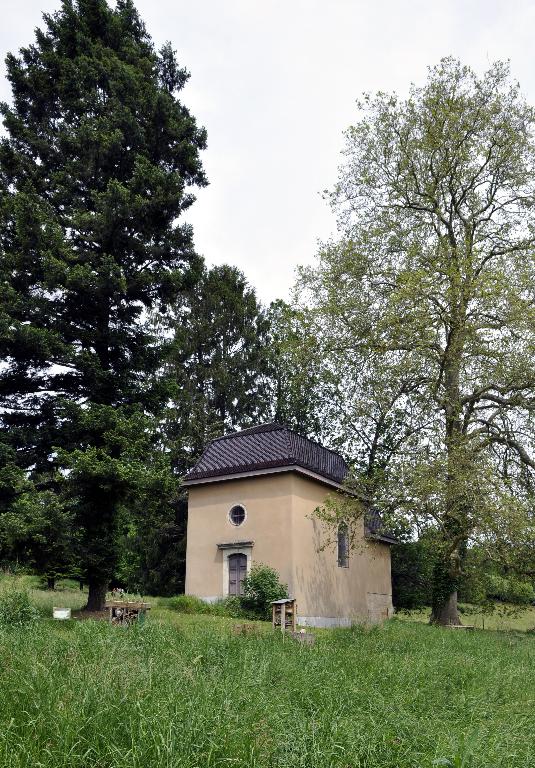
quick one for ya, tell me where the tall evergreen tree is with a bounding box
[0,0,206,609]
[267,299,326,440]
[167,264,272,471]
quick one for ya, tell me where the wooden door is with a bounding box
[228,553,247,596]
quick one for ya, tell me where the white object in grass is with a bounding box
[53,607,71,620]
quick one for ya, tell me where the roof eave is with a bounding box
[183,464,355,494]
[365,532,399,545]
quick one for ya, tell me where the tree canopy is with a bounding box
[297,58,535,624]
[0,0,206,608]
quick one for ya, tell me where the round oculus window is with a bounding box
[228,504,246,526]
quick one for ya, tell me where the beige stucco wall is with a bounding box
[185,473,295,600]
[289,473,393,625]
[185,470,393,625]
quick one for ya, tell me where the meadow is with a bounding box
[0,576,534,768]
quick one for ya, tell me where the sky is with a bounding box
[2,0,535,303]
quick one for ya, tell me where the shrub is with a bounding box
[391,538,437,609]
[506,579,535,605]
[162,567,288,622]
[240,564,288,620]
[219,596,247,618]
[0,589,39,627]
[166,595,213,614]
[485,574,509,601]
[484,574,535,605]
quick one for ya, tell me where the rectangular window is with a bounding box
[337,523,349,568]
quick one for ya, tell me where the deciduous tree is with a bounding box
[299,59,535,624]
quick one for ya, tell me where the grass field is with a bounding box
[399,604,535,632]
[0,576,534,767]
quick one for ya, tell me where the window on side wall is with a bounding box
[337,522,349,568]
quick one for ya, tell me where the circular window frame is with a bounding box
[228,504,247,527]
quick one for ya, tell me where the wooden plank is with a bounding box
[444,624,475,630]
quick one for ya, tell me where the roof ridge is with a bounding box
[210,422,344,460]
[212,422,284,441]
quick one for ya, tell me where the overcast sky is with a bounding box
[3,1,535,303]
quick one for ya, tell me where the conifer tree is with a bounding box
[168,264,272,471]
[0,0,206,609]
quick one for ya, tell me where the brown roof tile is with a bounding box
[184,423,348,485]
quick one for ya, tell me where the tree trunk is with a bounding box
[85,579,108,611]
[430,546,462,625]
[434,287,466,626]
[431,590,460,625]
[46,576,55,590]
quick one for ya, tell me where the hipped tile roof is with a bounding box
[184,423,348,485]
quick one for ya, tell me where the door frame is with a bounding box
[222,546,252,597]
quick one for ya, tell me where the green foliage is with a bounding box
[0,488,77,586]
[219,595,248,618]
[163,594,247,619]
[486,574,535,605]
[506,579,535,605]
[0,588,38,627]
[240,564,288,620]
[162,567,289,622]
[166,264,273,472]
[391,538,437,609]
[393,539,535,608]
[0,0,206,605]
[116,507,187,597]
[485,574,510,602]
[165,595,214,615]
[458,574,488,606]
[295,57,535,622]
[265,300,325,438]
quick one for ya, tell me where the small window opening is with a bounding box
[229,504,246,526]
[337,522,349,567]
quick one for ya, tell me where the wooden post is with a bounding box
[290,601,296,632]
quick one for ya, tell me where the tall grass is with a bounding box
[0,574,87,616]
[0,601,534,766]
